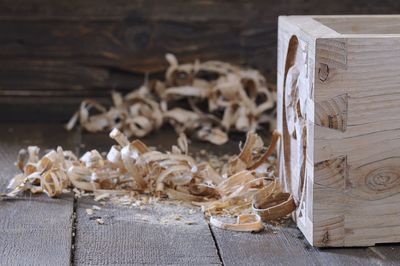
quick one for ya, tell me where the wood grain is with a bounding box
[211,223,320,266]
[1,1,400,120]
[74,198,221,265]
[212,221,396,266]
[73,129,230,265]
[278,15,400,247]
[0,123,77,266]
[315,94,348,132]
[77,127,400,265]
[1,124,399,264]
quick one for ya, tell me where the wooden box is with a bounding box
[277,15,400,247]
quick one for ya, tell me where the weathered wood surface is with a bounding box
[78,127,400,265]
[0,124,77,266]
[73,128,225,265]
[211,224,320,266]
[1,123,400,265]
[278,15,400,247]
[1,1,400,120]
[74,198,221,265]
[211,223,397,266]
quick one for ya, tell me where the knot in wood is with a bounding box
[365,168,400,193]
[318,63,329,82]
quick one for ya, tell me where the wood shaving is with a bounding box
[66,54,276,145]
[252,180,296,221]
[210,214,264,232]
[95,218,105,225]
[6,128,294,232]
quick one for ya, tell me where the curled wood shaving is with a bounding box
[66,54,276,145]
[96,218,105,225]
[210,214,264,232]
[6,129,292,232]
[252,180,296,221]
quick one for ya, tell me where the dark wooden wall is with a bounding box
[1,0,400,121]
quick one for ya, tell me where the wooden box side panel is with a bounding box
[277,17,318,246]
[314,36,400,246]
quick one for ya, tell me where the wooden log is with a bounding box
[277,15,400,247]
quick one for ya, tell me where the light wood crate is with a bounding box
[277,15,400,247]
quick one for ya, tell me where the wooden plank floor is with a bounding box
[1,123,400,266]
[0,124,77,266]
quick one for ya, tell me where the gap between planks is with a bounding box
[0,123,78,266]
[72,128,224,265]
[208,223,225,266]
[69,126,82,266]
[72,127,400,266]
[4,124,398,265]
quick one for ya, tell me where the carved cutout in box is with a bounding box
[277,15,400,247]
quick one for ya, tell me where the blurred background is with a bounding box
[1,0,400,121]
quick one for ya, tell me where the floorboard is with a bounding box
[74,198,221,265]
[73,128,223,265]
[211,220,400,266]
[210,208,400,266]
[282,224,392,266]
[0,123,77,266]
[3,124,400,265]
[77,127,400,266]
[366,245,400,265]
[211,223,320,266]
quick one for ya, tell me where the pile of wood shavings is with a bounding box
[66,54,276,145]
[6,128,294,232]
